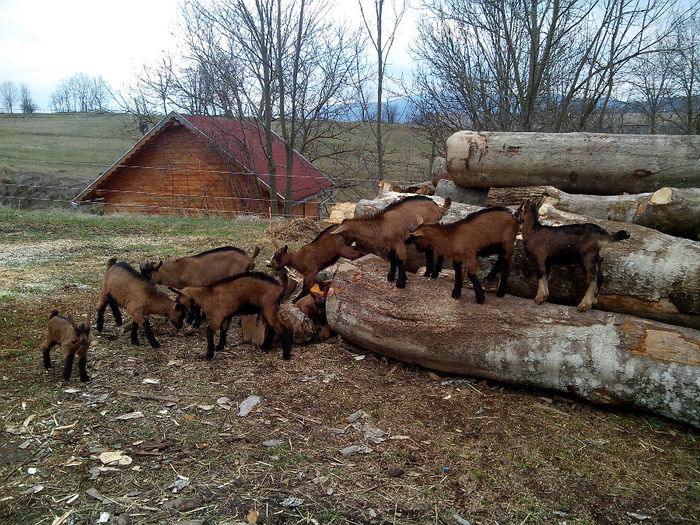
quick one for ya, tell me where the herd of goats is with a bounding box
[40,195,630,383]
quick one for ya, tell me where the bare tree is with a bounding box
[414,0,680,133]
[19,84,36,114]
[49,73,112,112]
[667,11,700,134]
[0,81,19,113]
[357,0,408,180]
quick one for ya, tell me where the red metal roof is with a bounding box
[181,114,333,202]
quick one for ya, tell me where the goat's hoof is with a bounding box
[204,354,214,360]
[476,296,486,304]
[451,292,461,299]
[80,376,91,383]
[577,303,592,312]
[534,296,546,304]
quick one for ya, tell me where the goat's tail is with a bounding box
[610,230,630,242]
[107,257,118,268]
[49,309,59,319]
[250,246,261,260]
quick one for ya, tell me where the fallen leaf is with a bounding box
[182,414,195,422]
[197,404,215,411]
[98,451,133,466]
[114,411,143,421]
[97,512,110,523]
[4,425,27,435]
[22,414,36,428]
[346,410,365,423]
[168,478,190,493]
[340,445,374,456]
[238,395,261,417]
[21,484,44,495]
[428,372,440,381]
[353,355,365,361]
[262,439,283,448]
[280,496,304,507]
[247,510,260,524]
[141,378,160,385]
[86,488,108,502]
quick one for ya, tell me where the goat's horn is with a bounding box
[168,287,183,296]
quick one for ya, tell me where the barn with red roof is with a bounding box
[73,112,333,218]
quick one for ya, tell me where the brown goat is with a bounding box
[139,246,260,288]
[270,225,360,302]
[331,196,451,288]
[518,199,631,311]
[170,272,291,360]
[409,207,518,303]
[96,258,186,348]
[40,310,91,382]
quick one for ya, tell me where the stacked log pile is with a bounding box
[324,130,700,425]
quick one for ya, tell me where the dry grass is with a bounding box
[0,208,697,525]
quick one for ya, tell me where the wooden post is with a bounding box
[327,255,700,428]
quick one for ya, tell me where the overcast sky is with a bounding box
[0,0,419,112]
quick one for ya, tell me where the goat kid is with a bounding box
[96,258,186,348]
[140,246,260,326]
[518,199,630,311]
[331,196,451,288]
[270,224,360,302]
[409,207,518,303]
[40,310,91,382]
[170,272,291,361]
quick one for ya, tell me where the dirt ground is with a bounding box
[0,211,697,525]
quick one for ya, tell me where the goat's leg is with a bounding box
[577,253,601,311]
[261,306,291,360]
[141,319,160,348]
[77,346,89,382]
[395,245,407,288]
[61,349,74,381]
[96,296,108,332]
[430,255,444,279]
[215,318,230,351]
[423,248,434,277]
[205,326,216,360]
[387,251,397,282]
[496,259,510,297]
[451,261,464,298]
[534,258,550,304]
[107,294,122,326]
[292,283,311,304]
[130,321,140,345]
[466,259,485,303]
[41,339,55,369]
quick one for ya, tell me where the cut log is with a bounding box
[435,179,489,206]
[487,186,700,240]
[445,130,700,194]
[430,156,449,186]
[354,192,699,328]
[323,202,356,226]
[327,255,700,427]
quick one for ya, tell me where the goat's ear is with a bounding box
[156,260,163,270]
[168,287,183,296]
[282,245,288,253]
[332,221,349,234]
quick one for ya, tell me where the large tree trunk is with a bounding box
[327,255,700,428]
[487,186,700,240]
[445,130,700,194]
[353,193,700,328]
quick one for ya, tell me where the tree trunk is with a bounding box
[487,186,700,240]
[445,130,700,194]
[327,255,700,428]
[353,193,699,328]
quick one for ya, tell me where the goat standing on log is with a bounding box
[96,258,186,348]
[409,207,518,303]
[170,272,291,360]
[40,310,91,382]
[270,225,360,302]
[331,196,451,288]
[518,199,630,311]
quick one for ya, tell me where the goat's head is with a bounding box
[270,245,290,270]
[167,288,188,329]
[330,219,356,242]
[139,260,163,281]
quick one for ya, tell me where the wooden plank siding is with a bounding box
[95,123,266,217]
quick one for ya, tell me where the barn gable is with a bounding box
[73,112,333,218]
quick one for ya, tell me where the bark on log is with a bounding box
[354,192,700,328]
[487,186,700,240]
[445,130,700,194]
[327,255,700,427]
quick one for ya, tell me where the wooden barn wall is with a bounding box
[95,124,265,217]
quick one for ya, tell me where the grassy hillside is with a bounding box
[0,112,434,209]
